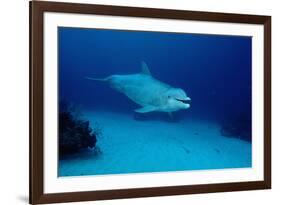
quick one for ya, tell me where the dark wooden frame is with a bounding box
[30,0,271,204]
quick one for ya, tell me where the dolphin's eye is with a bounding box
[168,96,171,98]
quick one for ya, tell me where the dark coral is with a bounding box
[59,102,98,156]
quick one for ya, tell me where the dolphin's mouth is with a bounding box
[175,97,191,104]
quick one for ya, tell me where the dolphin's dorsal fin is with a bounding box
[135,106,156,113]
[141,61,151,76]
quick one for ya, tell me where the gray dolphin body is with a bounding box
[85,62,191,114]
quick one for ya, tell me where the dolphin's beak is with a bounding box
[185,103,190,109]
[175,97,191,104]
[177,97,191,101]
[184,98,191,109]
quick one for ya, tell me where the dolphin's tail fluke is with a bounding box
[84,76,109,82]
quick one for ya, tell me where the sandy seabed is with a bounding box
[59,110,252,177]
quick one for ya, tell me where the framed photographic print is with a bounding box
[29,0,271,204]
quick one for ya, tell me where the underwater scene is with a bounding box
[58,27,252,177]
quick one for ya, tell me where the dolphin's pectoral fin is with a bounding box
[135,106,157,113]
[141,61,152,76]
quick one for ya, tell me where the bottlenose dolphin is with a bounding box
[85,62,191,114]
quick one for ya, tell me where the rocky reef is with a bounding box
[59,101,100,156]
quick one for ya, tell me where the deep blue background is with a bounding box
[58,27,252,123]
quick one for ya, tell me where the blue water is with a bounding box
[58,27,252,177]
